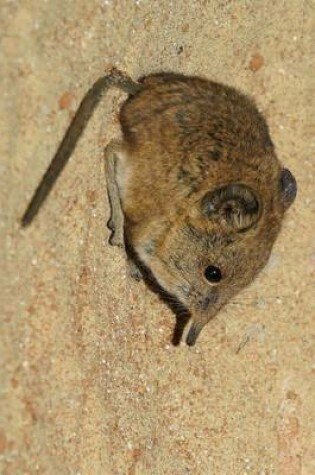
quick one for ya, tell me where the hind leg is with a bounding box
[104,140,143,280]
[104,140,125,247]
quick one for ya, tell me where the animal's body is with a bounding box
[22,69,297,345]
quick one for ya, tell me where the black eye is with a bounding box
[204,265,222,283]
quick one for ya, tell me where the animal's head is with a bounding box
[137,168,297,345]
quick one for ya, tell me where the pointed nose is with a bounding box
[186,322,202,346]
[186,293,219,345]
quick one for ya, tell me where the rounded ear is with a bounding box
[280,168,297,210]
[201,184,261,232]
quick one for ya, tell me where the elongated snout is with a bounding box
[186,292,219,346]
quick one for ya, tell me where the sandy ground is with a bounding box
[1,1,314,474]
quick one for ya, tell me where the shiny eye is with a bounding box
[204,265,222,283]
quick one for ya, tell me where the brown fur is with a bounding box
[118,73,296,344]
[21,70,297,345]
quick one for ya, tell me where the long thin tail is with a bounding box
[21,69,142,227]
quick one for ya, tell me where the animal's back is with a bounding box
[119,73,281,222]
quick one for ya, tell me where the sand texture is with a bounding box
[1,1,314,474]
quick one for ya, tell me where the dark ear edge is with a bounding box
[201,184,262,232]
[280,168,297,210]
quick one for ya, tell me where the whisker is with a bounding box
[227,302,257,307]
[234,295,288,301]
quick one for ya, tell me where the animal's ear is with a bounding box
[280,168,297,210]
[201,184,261,232]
